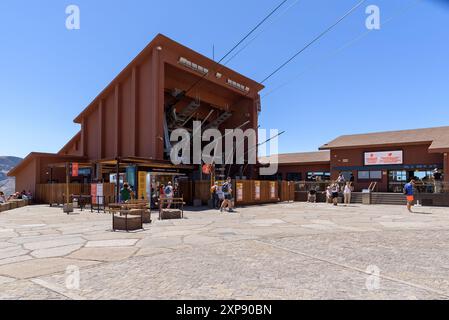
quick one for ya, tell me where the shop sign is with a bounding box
[364,151,403,165]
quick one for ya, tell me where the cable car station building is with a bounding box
[8,34,264,202]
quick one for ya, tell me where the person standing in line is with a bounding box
[404,178,416,213]
[344,182,352,205]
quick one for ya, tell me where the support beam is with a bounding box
[81,118,87,157]
[131,67,138,156]
[151,47,164,159]
[444,153,449,183]
[115,158,120,202]
[115,84,121,157]
[99,100,105,159]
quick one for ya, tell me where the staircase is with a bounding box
[350,192,406,205]
[174,100,201,126]
[370,193,406,205]
[205,112,232,129]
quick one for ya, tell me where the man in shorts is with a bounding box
[404,178,416,213]
[220,177,234,213]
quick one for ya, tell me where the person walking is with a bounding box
[331,183,340,206]
[343,182,352,205]
[220,177,234,213]
[164,181,174,209]
[404,178,416,213]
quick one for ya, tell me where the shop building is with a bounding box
[269,126,449,194]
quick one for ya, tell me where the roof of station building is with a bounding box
[259,151,330,165]
[319,126,449,152]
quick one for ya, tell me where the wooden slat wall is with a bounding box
[35,183,115,204]
[194,180,211,204]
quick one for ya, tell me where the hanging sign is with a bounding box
[254,181,261,200]
[270,181,276,199]
[96,184,104,205]
[138,171,147,200]
[91,184,97,205]
[236,183,243,202]
[71,163,79,177]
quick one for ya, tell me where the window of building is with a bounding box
[358,170,382,180]
[263,173,283,181]
[370,171,382,179]
[286,172,302,181]
[307,172,331,181]
[389,170,407,182]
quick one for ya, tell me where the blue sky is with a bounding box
[0,0,448,158]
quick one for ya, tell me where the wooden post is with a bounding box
[49,167,53,207]
[63,163,73,213]
[115,158,120,202]
[66,163,70,205]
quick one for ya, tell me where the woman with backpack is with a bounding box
[164,181,174,209]
[220,177,235,213]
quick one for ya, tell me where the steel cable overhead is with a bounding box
[182,0,290,97]
[260,0,367,84]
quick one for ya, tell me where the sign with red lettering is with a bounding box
[364,151,403,166]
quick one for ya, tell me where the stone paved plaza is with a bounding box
[1,202,449,300]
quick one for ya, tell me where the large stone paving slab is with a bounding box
[0,258,100,279]
[0,203,449,299]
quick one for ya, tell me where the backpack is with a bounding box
[165,186,172,195]
[222,183,229,193]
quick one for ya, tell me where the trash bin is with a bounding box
[362,189,371,205]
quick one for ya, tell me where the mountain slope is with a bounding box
[0,156,23,196]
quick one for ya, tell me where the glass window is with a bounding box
[369,171,382,179]
[358,171,370,180]
[286,173,302,181]
[307,172,331,181]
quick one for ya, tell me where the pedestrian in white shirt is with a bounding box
[344,182,352,205]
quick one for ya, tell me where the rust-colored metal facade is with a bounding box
[9,34,265,195]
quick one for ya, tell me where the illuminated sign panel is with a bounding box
[364,151,403,166]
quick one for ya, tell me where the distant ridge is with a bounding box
[0,156,23,196]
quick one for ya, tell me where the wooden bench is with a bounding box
[158,197,184,220]
[110,208,145,232]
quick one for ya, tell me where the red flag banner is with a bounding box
[72,163,79,177]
